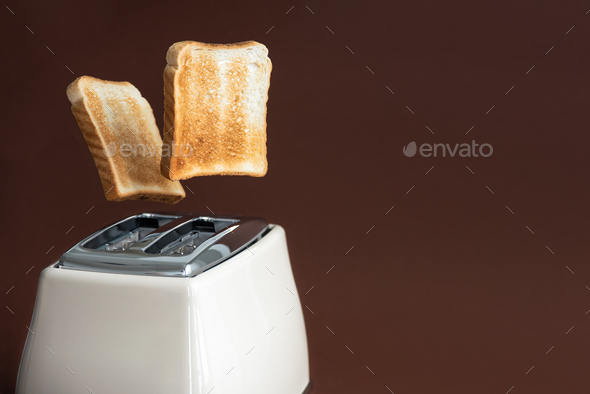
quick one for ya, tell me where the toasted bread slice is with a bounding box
[67,76,185,204]
[161,41,272,180]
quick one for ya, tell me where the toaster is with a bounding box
[16,213,311,394]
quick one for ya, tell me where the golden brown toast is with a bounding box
[161,41,272,180]
[66,76,185,204]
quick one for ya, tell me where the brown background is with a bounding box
[2,0,590,392]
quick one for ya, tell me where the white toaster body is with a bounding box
[16,214,311,394]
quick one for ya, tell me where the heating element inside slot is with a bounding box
[83,214,179,251]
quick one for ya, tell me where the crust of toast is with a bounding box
[161,41,271,180]
[67,76,186,204]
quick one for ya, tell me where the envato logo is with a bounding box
[103,141,194,158]
[403,141,493,158]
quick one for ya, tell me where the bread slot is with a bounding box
[83,214,180,251]
[145,217,238,256]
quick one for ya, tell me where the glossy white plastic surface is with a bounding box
[16,225,309,394]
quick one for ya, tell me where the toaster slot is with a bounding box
[144,217,238,256]
[83,214,180,251]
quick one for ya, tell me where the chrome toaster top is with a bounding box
[57,213,270,277]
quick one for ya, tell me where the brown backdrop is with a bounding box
[2,0,590,392]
